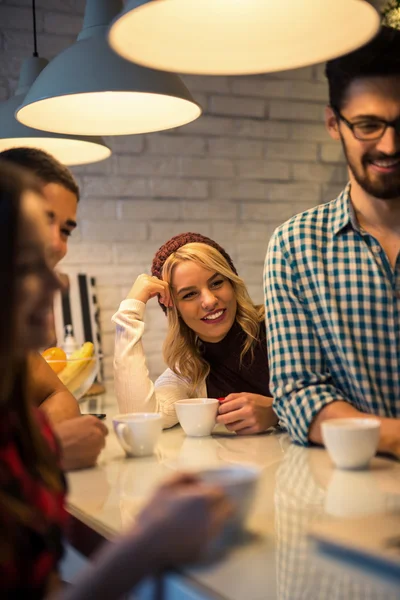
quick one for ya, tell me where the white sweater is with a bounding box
[112,299,207,429]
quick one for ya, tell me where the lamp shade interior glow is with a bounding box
[108,0,380,76]
[17,89,201,137]
[16,0,201,136]
[0,135,111,166]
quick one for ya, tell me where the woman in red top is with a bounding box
[0,162,231,599]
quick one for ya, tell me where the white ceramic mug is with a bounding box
[175,398,218,437]
[195,465,260,558]
[321,418,380,470]
[112,413,163,457]
[197,465,260,531]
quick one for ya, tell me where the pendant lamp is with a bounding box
[108,0,380,76]
[0,0,110,166]
[16,0,201,136]
[0,57,111,165]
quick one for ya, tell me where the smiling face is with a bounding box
[15,192,61,354]
[171,260,237,343]
[326,76,400,200]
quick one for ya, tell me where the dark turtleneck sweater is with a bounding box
[201,321,271,399]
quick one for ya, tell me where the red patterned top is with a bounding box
[0,408,68,598]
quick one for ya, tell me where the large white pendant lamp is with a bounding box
[0,57,111,165]
[108,0,380,76]
[16,0,201,136]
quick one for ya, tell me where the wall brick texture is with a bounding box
[0,0,348,386]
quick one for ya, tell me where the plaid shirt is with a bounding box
[264,184,400,445]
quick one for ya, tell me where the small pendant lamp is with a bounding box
[16,0,201,136]
[0,1,110,165]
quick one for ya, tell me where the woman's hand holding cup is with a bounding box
[217,393,278,435]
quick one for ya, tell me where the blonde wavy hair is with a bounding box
[161,243,264,394]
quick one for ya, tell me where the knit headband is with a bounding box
[151,232,237,314]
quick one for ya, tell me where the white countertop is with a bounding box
[69,395,400,600]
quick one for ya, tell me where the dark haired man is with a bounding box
[0,147,107,470]
[265,26,400,457]
[1,147,79,267]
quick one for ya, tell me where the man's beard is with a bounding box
[341,137,400,200]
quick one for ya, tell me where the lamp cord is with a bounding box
[32,0,38,57]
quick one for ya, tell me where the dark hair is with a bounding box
[325,26,400,110]
[0,147,80,201]
[0,162,23,397]
[0,161,63,562]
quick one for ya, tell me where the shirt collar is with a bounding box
[332,182,362,236]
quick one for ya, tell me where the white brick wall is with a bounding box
[0,0,348,386]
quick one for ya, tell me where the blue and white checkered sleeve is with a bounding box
[264,229,348,445]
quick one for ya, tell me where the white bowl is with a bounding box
[45,355,99,402]
[175,398,218,437]
[321,418,380,470]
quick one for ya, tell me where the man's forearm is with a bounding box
[308,401,362,444]
[28,352,80,423]
[39,389,81,424]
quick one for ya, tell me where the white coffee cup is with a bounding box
[321,418,380,470]
[175,398,218,437]
[113,413,163,457]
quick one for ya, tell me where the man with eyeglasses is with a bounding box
[264,26,400,457]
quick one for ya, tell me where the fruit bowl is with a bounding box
[43,343,99,402]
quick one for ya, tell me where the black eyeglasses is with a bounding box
[333,107,400,141]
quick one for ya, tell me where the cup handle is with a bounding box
[116,423,132,454]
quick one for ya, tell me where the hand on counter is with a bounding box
[55,415,108,471]
[217,393,279,435]
[378,418,400,460]
[134,472,233,566]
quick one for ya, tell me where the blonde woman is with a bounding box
[113,233,278,434]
